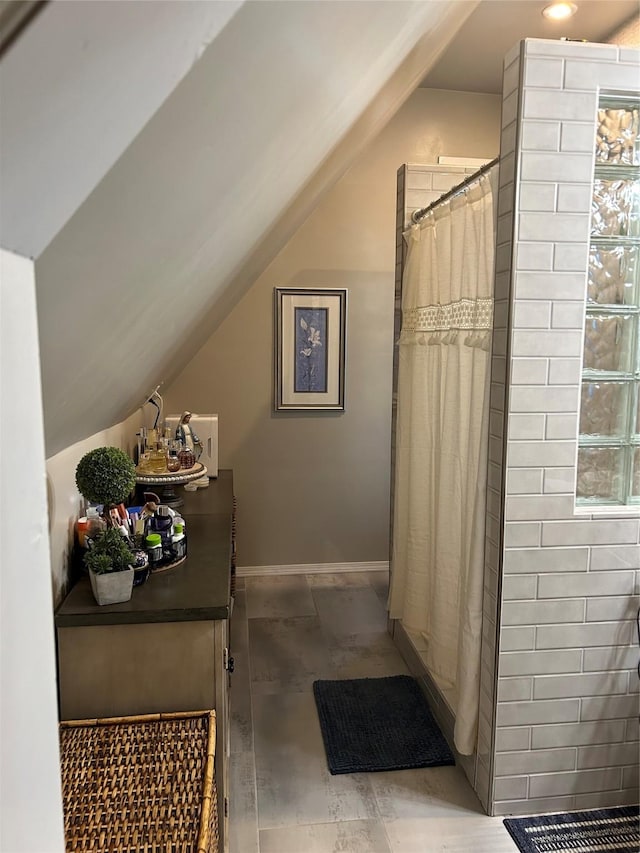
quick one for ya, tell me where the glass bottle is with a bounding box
[149,444,167,474]
[178,444,195,470]
[167,440,181,472]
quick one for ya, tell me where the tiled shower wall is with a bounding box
[490,38,640,816]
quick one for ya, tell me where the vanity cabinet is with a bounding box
[54,470,235,852]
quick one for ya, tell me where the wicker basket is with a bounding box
[59,710,218,853]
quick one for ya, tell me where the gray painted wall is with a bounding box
[164,88,501,568]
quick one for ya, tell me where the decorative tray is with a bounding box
[135,462,207,484]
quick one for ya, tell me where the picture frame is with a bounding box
[274,287,347,411]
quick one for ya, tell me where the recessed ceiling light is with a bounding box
[542,2,578,20]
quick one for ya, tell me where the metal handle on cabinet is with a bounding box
[224,647,235,673]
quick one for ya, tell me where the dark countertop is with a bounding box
[55,470,234,628]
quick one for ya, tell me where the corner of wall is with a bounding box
[476,37,525,816]
[46,409,143,606]
[488,37,640,817]
[605,13,640,47]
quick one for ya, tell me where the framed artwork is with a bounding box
[274,287,347,411]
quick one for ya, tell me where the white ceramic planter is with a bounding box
[89,567,134,606]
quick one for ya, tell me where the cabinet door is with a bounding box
[57,621,217,720]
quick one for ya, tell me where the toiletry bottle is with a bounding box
[84,509,107,547]
[171,523,187,560]
[167,445,181,472]
[145,533,163,569]
[149,443,167,474]
[76,517,89,548]
[178,443,195,469]
[150,508,173,557]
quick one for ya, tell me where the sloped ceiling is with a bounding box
[0,0,243,257]
[1,0,477,457]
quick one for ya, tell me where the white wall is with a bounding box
[0,249,64,851]
[0,0,242,257]
[164,87,501,569]
[46,410,143,605]
[29,1,476,459]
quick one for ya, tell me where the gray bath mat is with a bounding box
[312,674,455,775]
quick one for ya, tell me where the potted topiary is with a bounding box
[84,528,135,605]
[75,446,136,527]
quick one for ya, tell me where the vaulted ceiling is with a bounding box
[1,0,478,457]
[1,1,635,457]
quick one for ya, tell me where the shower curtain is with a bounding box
[389,167,497,756]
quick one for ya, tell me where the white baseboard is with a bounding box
[236,561,389,578]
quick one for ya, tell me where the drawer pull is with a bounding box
[224,647,235,672]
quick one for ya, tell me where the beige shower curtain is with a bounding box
[389,167,497,756]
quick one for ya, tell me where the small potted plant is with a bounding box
[75,446,136,526]
[84,528,135,605]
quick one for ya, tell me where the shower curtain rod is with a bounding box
[411,157,499,224]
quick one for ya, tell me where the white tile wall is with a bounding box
[545,413,579,439]
[533,672,629,699]
[525,40,618,60]
[523,89,597,121]
[503,547,589,573]
[511,360,548,386]
[543,467,575,493]
[496,727,531,751]
[520,152,593,183]
[506,468,544,495]
[520,183,556,211]
[508,414,546,440]
[560,121,597,153]
[513,299,552,326]
[556,184,593,212]
[508,440,577,468]
[521,121,560,151]
[547,359,582,384]
[518,212,590,243]
[551,302,585,328]
[488,38,640,816]
[553,243,588,271]
[501,626,536,651]
[495,748,576,775]
[531,720,627,749]
[590,545,640,571]
[515,271,587,300]
[510,386,578,412]
[539,571,635,598]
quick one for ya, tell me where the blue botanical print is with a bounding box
[295,307,328,392]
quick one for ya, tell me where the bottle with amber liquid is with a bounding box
[149,443,168,474]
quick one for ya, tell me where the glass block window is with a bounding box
[577,95,640,506]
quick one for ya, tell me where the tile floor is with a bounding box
[228,571,517,852]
